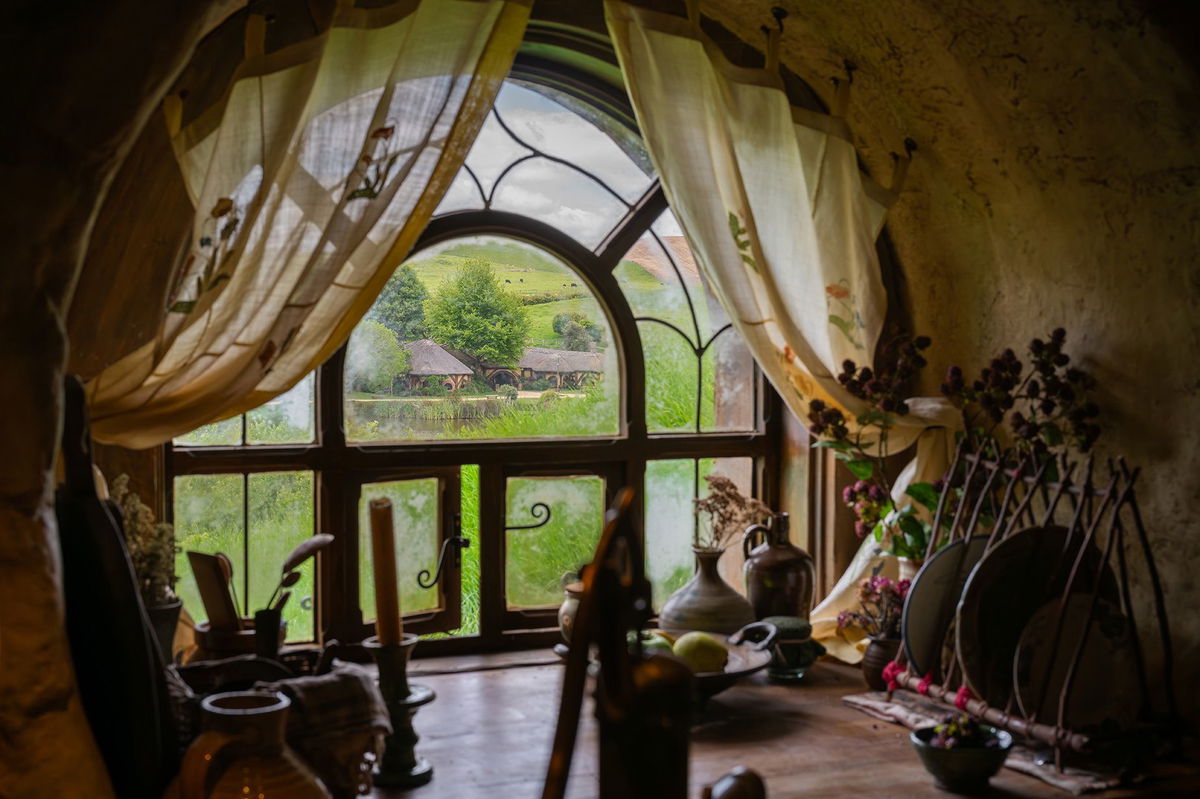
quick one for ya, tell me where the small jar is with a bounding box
[558,577,585,643]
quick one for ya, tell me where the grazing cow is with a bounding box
[505,279,511,283]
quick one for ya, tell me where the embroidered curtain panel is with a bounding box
[87,0,530,448]
[605,0,959,660]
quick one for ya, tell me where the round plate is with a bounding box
[1013,595,1139,729]
[902,535,991,678]
[956,525,1118,708]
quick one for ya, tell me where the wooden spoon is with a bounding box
[215,552,243,629]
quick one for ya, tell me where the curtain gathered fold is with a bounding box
[86,0,530,449]
[605,0,959,661]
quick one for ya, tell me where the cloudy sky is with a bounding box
[436,82,683,246]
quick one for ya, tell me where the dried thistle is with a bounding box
[111,474,177,607]
[693,474,772,550]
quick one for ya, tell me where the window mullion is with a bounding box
[241,472,249,618]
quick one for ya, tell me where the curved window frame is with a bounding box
[167,52,784,656]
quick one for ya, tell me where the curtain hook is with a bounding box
[772,6,788,32]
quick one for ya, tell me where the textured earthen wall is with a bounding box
[0,3,241,795]
[701,0,1200,716]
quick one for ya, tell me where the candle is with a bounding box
[369,497,403,645]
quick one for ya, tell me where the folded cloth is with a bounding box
[256,661,391,740]
[255,662,391,797]
[842,691,1132,795]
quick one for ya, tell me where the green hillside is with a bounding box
[408,241,580,299]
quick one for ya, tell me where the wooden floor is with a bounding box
[373,655,1197,799]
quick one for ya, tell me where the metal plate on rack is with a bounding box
[955,525,1118,708]
[1013,595,1139,729]
[902,535,991,679]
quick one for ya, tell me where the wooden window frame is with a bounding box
[165,59,785,658]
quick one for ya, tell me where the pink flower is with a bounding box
[917,671,933,695]
[882,661,905,693]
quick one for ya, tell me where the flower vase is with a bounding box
[659,546,755,635]
[862,636,902,691]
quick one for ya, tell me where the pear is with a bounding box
[672,631,728,673]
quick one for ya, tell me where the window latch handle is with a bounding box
[416,512,469,590]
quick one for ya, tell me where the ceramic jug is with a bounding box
[742,513,815,620]
[176,691,331,799]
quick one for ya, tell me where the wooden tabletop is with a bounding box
[373,655,1197,798]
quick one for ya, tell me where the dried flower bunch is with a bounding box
[692,474,772,550]
[941,327,1101,455]
[836,574,910,639]
[806,328,1102,559]
[806,335,938,560]
[111,474,177,607]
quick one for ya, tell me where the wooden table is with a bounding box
[374,655,1197,798]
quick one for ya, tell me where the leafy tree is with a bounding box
[553,311,603,351]
[345,320,410,394]
[425,259,530,371]
[367,264,428,341]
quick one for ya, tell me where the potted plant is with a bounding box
[658,475,771,635]
[836,572,910,689]
[110,473,180,662]
[910,713,1013,793]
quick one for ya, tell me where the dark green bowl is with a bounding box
[910,725,1013,793]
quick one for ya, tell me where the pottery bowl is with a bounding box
[910,725,1013,793]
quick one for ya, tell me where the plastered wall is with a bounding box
[701,0,1200,717]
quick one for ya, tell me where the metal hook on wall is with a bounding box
[760,7,788,75]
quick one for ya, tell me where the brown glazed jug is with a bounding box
[175,691,331,799]
[742,513,816,620]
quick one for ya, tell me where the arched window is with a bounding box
[168,56,781,653]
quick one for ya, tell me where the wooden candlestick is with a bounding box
[369,497,403,645]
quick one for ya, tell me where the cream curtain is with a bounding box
[87,0,530,448]
[606,0,959,661]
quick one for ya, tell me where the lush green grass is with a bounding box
[443,383,618,439]
[174,472,318,642]
[506,475,603,608]
[523,296,605,344]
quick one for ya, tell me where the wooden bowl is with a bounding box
[689,621,776,700]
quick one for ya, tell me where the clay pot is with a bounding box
[176,691,331,799]
[558,579,584,643]
[742,512,815,619]
[862,636,902,691]
[659,547,755,635]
